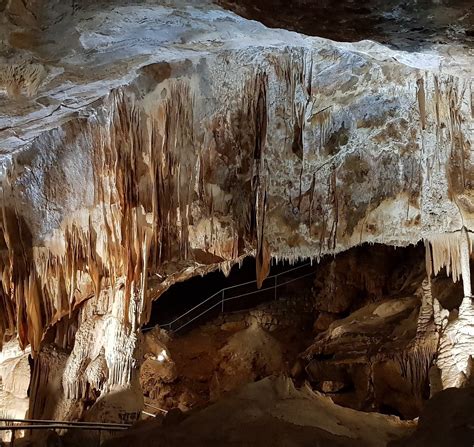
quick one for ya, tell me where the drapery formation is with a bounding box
[0,33,471,395]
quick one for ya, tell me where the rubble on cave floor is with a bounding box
[105,376,474,447]
[139,317,312,413]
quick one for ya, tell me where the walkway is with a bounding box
[144,262,315,334]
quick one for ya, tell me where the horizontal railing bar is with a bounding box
[221,271,314,304]
[217,275,270,292]
[144,403,168,414]
[274,262,312,277]
[222,284,276,302]
[0,425,128,431]
[275,272,315,287]
[0,418,130,428]
[142,411,156,418]
[171,271,314,333]
[222,262,311,292]
[164,290,222,326]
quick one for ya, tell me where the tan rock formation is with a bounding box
[104,376,416,447]
[0,339,30,432]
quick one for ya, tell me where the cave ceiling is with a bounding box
[218,0,473,50]
[0,0,472,357]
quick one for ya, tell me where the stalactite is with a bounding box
[427,231,471,283]
[433,76,472,197]
[0,62,47,97]
[426,230,474,389]
[416,77,426,130]
[424,239,433,279]
[0,70,252,395]
[388,279,438,404]
[0,86,168,362]
[4,49,467,402]
[250,71,270,288]
[427,229,473,307]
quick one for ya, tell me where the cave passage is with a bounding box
[145,257,315,333]
[145,242,431,335]
[141,241,457,421]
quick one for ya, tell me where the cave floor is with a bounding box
[143,319,312,413]
[106,376,416,447]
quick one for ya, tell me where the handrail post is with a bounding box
[274,275,277,300]
[221,290,224,313]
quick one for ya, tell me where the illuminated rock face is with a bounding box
[0,340,30,428]
[0,0,472,420]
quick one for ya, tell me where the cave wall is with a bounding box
[2,40,471,349]
[0,0,472,418]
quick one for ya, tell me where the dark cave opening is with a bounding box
[145,256,315,333]
[145,241,456,336]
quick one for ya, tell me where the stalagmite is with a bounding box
[424,229,474,387]
[427,228,474,388]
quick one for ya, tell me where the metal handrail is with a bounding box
[0,424,129,430]
[143,403,168,415]
[172,271,315,333]
[221,263,312,291]
[144,262,313,334]
[222,272,315,303]
[168,301,222,333]
[160,262,312,328]
[0,418,130,428]
[0,418,132,447]
[164,290,222,326]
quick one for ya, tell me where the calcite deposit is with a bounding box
[0,0,472,432]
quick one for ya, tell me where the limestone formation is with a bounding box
[0,0,472,437]
[0,339,30,434]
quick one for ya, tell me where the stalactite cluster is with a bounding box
[0,67,275,397]
[0,28,471,408]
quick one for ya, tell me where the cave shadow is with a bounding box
[215,0,473,52]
